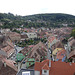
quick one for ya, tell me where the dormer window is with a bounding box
[44,70,47,73]
[42,69,49,75]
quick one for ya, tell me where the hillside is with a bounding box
[0,13,75,28]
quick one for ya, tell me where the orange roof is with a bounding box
[42,63,50,70]
[48,36,57,43]
[56,49,66,59]
[35,59,75,75]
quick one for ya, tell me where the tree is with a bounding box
[12,29,20,33]
[71,29,75,38]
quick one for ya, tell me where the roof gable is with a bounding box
[35,59,75,75]
[42,63,49,70]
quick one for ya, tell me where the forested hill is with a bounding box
[0,13,75,28]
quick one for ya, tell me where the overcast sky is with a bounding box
[0,0,75,16]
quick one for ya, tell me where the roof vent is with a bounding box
[69,62,72,66]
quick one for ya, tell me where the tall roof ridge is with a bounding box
[42,62,50,70]
[2,58,17,72]
[6,41,14,48]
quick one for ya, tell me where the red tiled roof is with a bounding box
[1,41,14,58]
[42,63,50,70]
[48,36,57,43]
[28,41,47,58]
[35,59,75,75]
[28,45,34,48]
[1,45,14,58]
[56,49,66,59]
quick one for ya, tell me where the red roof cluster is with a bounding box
[35,59,75,75]
[48,36,57,43]
[56,49,66,60]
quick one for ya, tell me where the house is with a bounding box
[52,48,66,61]
[6,32,21,42]
[28,41,47,62]
[21,33,28,41]
[0,50,7,59]
[16,53,25,62]
[19,46,31,56]
[26,58,35,69]
[66,37,75,62]
[35,59,75,75]
[51,41,64,51]
[1,41,15,58]
[37,31,46,38]
[16,69,35,75]
[18,47,35,69]
[56,49,66,62]
[20,42,47,62]
[0,33,5,46]
[26,32,37,39]
[0,58,17,75]
[68,37,75,52]
[19,42,47,70]
[48,36,58,48]
[0,28,10,34]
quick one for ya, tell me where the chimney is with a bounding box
[49,60,51,67]
[4,62,6,67]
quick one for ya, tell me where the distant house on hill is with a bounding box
[6,32,21,42]
[21,33,28,41]
[26,32,37,39]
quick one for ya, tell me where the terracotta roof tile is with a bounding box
[48,36,57,43]
[1,41,14,58]
[56,49,66,59]
[42,63,50,70]
[35,59,75,75]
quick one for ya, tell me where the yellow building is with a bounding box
[52,48,63,55]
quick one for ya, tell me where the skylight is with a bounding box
[22,71,30,75]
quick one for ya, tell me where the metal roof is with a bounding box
[16,69,35,75]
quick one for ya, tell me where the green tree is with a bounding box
[71,29,75,38]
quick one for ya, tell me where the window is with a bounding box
[22,71,30,75]
[29,63,31,65]
[44,70,47,73]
